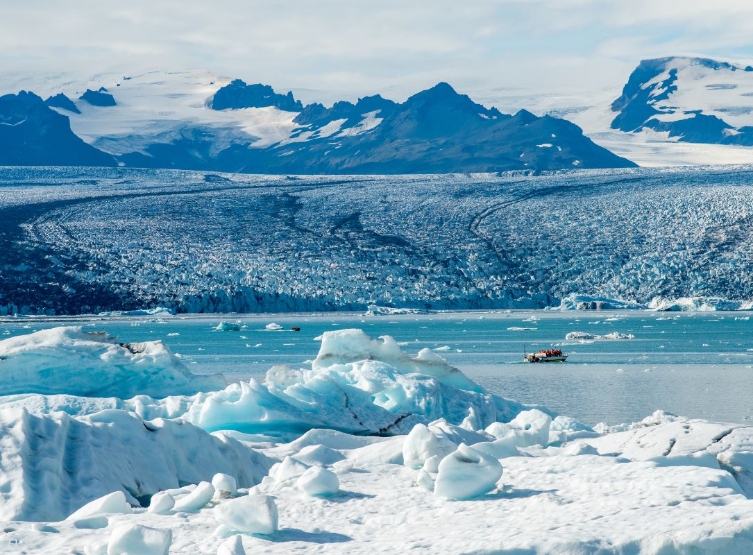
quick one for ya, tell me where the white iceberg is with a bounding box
[434,443,503,500]
[173,481,215,512]
[147,491,175,514]
[296,466,339,496]
[215,321,241,331]
[0,408,270,522]
[213,494,279,535]
[566,331,635,340]
[558,294,645,310]
[0,327,224,398]
[107,523,172,555]
[649,296,753,312]
[67,491,132,520]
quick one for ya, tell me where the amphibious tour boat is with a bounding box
[524,349,567,363]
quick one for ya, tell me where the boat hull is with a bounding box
[524,354,568,363]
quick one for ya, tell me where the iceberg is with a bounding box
[214,494,279,536]
[558,294,646,310]
[565,331,635,340]
[107,524,172,555]
[433,443,503,500]
[0,327,224,398]
[215,321,242,331]
[0,408,270,521]
[649,296,753,312]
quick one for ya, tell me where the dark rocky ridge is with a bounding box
[0,91,116,167]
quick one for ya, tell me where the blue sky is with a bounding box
[2,0,753,105]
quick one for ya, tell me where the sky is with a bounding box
[3,0,753,107]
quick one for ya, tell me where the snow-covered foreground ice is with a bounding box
[2,327,753,553]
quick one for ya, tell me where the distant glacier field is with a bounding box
[2,166,753,314]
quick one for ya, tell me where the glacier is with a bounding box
[3,166,753,315]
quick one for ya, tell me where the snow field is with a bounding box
[2,325,753,551]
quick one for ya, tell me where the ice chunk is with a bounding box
[403,423,455,468]
[565,331,595,340]
[434,444,503,500]
[416,469,435,491]
[107,523,172,555]
[217,534,246,555]
[296,466,340,496]
[212,473,238,498]
[147,492,175,514]
[563,442,600,456]
[0,327,224,398]
[469,436,520,459]
[314,329,483,392]
[293,444,346,467]
[566,331,634,340]
[346,436,406,466]
[486,409,552,448]
[214,494,279,535]
[215,321,241,331]
[423,454,442,473]
[265,323,283,330]
[271,456,310,488]
[73,515,109,529]
[173,481,215,512]
[265,364,304,388]
[68,491,132,520]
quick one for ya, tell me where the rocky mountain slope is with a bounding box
[611,57,753,145]
[0,71,634,172]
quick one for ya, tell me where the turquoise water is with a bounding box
[2,311,752,426]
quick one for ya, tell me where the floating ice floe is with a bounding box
[0,327,224,398]
[215,321,241,331]
[98,307,174,317]
[566,331,636,340]
[265,323,283,331]
[649,296,753,312]
[558,294,646,310]
[365,305,426,316]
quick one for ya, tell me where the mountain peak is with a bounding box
[211,80,303,112]
[611,56,753,145]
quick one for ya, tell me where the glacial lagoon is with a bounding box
[2,310,751,427]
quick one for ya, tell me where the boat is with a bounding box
[524,349,567,363]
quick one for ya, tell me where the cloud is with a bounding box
[2,0,753,104]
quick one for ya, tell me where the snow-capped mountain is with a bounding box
[611,57,753,145]
[0,70,634,172]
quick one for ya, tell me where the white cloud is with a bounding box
[2,0,753,105]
